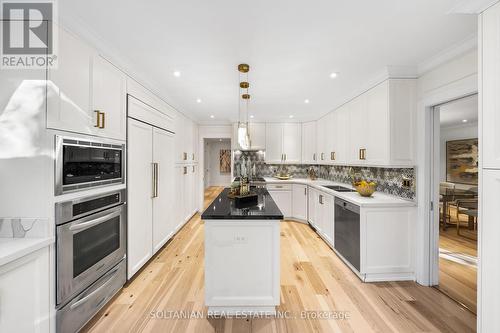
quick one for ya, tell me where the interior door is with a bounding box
[152,128,175,253]
[127,118,153,279]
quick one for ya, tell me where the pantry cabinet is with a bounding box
[47,27,126,140]
[127,100,175,279]
[175,114,198,163]
[265,123,301,164]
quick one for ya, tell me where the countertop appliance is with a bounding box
[55,136,125,195]
[55,189,127,333]
[334,198,360,271]
[234,176,267,189]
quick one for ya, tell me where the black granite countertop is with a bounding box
[201,188,284,220]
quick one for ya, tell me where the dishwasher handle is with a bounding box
[335,198,360,214]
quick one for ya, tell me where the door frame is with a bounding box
[416,79,478,286]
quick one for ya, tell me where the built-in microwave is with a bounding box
[55,136,125,195]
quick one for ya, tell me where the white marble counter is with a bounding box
[264,177,416,208]
[0,237,54,267]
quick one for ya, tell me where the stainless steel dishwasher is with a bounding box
[334,198,360,272]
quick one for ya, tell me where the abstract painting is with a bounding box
[219,149,231,173]
[446,138,478,185]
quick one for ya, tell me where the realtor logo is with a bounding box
[1,0,57,68]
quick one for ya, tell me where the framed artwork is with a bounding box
[219,149,231,173]
[446,138,478,185]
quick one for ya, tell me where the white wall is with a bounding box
[206,140,231,187]
[440,123,478,185]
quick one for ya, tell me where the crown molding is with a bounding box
[417,34,477,75]
[448,0,499,14]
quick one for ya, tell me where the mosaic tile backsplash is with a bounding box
[234,151,416,200]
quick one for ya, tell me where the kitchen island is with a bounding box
[201,188,283,315]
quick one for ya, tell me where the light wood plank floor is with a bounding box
[438,208,478,314]
[83,187,476,333]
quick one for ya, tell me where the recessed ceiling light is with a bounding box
[210,115,215,119]
[250,115,254,119]
[196,98,202,103]
[329,72,338,79]
[173,71,181,77]
[289,115,294,119]
[219,139,222,142]
[462,119,468,123]
[304,99,310,104]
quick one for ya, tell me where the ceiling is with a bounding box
[439,94,478,128]
[61,0,477,124]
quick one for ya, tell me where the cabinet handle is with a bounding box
[275,185,283,189]
[192,165,195,173]
[183,166,187,175]
[321,153,324,160]
[183,152,187,160]
[284,154,287,161]
[192,153,195,160]
[94,110,101,128]
[331,152,335,161]
[304,187,307,195]
[152,163,158,198]
[313,153,316,161]
[360,148,366,160]
[100,112,105,129]
[319,194,323,205]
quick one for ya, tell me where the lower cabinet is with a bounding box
[307,188,334,247]
[174,164,199,231]
[0,247,50,333]
[267,184,292,218]
[292,184,308,221]
[128,117,175,279]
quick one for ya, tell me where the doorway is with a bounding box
[203,138,232,189]
[432,94,478,314]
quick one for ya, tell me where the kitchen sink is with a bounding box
[322,185,356,192]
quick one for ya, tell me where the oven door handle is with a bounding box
[69,210,121,232]
[69,264,121,310]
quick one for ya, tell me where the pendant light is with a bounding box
[237,64,251,150]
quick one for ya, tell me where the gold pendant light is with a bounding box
[237,64,251,150]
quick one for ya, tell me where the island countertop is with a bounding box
[201,188,284,220]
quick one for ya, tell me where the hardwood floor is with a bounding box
[83,186,476,333]
[438,208,478,314]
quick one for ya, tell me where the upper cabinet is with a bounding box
[47,27,126,140]
[232,123,266,150]
[482,4,500,169]
[348,79,416,166]
[174,113,198,164]
[265,123,301,164]
[301,121,317,164]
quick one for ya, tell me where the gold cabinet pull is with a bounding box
[100,112,105,128]
[313,153,316,161]
[331,151,335,160]
[183,152,187,160]
[321,153,324,160]
[183,166,187,175]
[94,110,101,128]
[192,153,195,160]
[152,163,158,198]
[359,148,362,160]
[359,148,366,160]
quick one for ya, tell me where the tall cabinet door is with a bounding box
[282,123,301,163]
[152,128,175,253]
[483,4,500,168]
[127,118,153,279]
[302,122,317,164]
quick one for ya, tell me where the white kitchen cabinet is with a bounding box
[265,123,301,164]
[232,123,266,151]
[301,122,317,163]
[482,4,500,169]
[152,127,175,253]
[47,27,94,135]
[175,114,198,163]
[316,117,328,164]
[323,112,336,165]
[292,184,308,221]
[0,247,50,333]
[319,192,334,246]
[127,108,175,279]
[47,27,126,140]
[348,79,416,166]
[174,164,187,230]
[268,184,292,218]
[331,104,349,164]
[92,55,127,140]
[307,187,318,227]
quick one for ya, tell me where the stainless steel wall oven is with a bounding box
[56,189,127,332]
